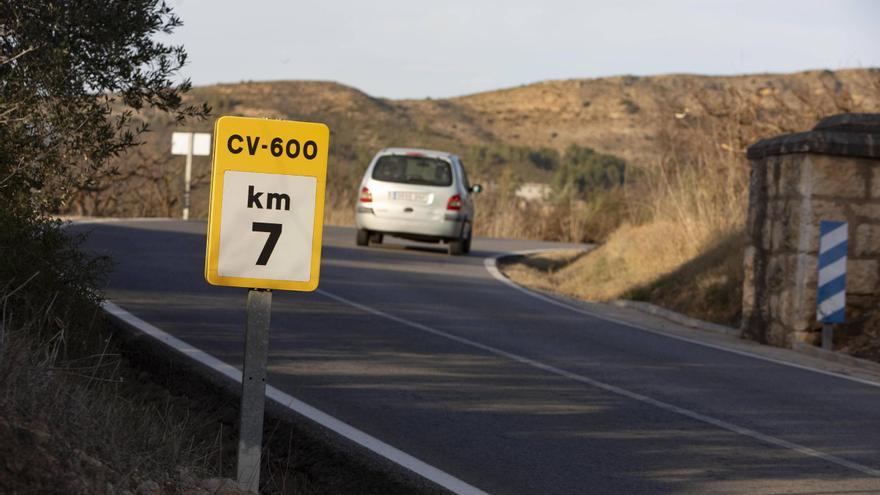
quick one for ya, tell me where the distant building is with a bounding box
[515,182,552,201]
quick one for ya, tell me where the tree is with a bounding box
[0,0,209,218]
[0,1,208,330]
[552,144,626,200]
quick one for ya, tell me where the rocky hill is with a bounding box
[69,69,880,219]
[184,69,880,166]
[451,69,880,164]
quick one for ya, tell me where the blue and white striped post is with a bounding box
[817,220,848,349]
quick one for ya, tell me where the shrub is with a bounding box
[552,144,627,201]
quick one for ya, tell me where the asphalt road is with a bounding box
[78,219,880,494]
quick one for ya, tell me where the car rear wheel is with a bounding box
[356,228,369,246]
[448,238,464,256]
[370,232,384,244]
[448,222,471,256]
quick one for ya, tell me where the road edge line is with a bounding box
[484,251,880,390]
[102,301,489,495]
[316,290,880,478]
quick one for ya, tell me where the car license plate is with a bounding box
[389,191,429,203]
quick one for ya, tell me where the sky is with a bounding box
[164,0,880,100]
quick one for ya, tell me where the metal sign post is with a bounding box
[237,289,272,492]
[817,220,848,350]
[183,136,193,220]
[204,116,329,493]
[171,131,212,220]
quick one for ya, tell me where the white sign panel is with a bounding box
[192,133,212,156]
[171,132,190,155]
[217,171,317,281]
[171,132,212,156]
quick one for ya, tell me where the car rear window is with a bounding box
[371,155,452,187]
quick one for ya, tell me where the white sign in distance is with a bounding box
[172,132,212,156]
[217,171,317,281]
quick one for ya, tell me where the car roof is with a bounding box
[377,147,457,160]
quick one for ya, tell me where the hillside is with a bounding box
[65,69,880,226]
[193,69,880,165]
[450,69,880,164]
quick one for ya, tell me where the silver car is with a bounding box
[355,148,482,255]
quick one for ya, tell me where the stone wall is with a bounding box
[742,114,880,346]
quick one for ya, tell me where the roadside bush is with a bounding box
[0,0,208,224]
[0,2,224,491]
[0,0,207,321]
[552,144,627,201]
[0,211,107,348]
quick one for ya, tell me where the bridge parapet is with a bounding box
[743,113,880,346]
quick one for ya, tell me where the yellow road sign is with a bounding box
[205,116,329,291]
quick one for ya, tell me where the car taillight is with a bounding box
[359,186,372,203]
[446,194,462,211]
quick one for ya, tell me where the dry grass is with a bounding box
[323,189,356,227]
[0,295,231,493]
[503,220,714,301]
[625,233,747,325]
[501,101,753,325]
[501,217,747,326]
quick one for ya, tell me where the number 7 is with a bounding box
[252,222,282,265]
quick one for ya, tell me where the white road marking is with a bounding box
[316,285,880,478]
[102,301,489,495]
[484,252,880,390]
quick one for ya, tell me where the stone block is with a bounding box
[771,220,784,252]
[791,253,817,331]
[767,199,783,219]
[766,255,786,291]
[807,200,848,252]
[778,287,796,328]
[779,156,803,197]
[796,253,818,287]
[793,330,819,345]
[810,199,848,221]
[764,158,779,198]
[796,155,815,198]
[872,167,880,199]
[761,218,772,251]
[855,224,880,256]
[742,246,756,316]
[769,292,781,324]
[768,322,789,346]
[847,259,879,295]
[786,197,814,253]
[810,155,867,198]
[775,200,805,252]
[847,294,878,312]
[850,203,880,221]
